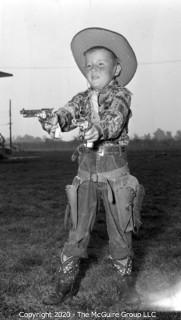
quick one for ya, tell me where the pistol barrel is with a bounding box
[20,108,53,118]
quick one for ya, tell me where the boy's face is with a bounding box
[84,48,118,90]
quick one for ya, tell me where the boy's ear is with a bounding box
[115,63,122,77]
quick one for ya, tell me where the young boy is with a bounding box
[39,27,144,305]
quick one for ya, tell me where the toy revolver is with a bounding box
[20,108,54,119]
[72,118,93,148]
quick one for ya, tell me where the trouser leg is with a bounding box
[63,180,97,258]
[101,183,133,261]
[101,183,140,305]
[43,181,98,305]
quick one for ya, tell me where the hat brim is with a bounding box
[0,71,13,78]
[71,27,137,87]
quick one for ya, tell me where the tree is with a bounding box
[174,130,181,141]
[143,133,151,140]
[153,128,166,141]
[132,134,140,141]
[165,131,172,140]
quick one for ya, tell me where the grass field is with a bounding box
[0,149,181,320]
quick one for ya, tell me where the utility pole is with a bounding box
[9,99,12,150]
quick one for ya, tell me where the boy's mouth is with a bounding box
[92,76,100,81]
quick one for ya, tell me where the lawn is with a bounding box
[0,149,181,320]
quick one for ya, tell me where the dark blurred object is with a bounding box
[0,71,13,78]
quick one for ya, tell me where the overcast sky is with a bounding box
[0,0,181,139]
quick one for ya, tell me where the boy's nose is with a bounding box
[91,65,99,72]
[91,67,100,77]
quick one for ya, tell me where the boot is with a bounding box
[43,254,79,305]
[111,256,141,306]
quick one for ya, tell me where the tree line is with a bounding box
[11,128,181,143]
[134,129,181,141]
[5,128,181,151]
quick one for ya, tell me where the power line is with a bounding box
[139,59,181,65]
[0,66,76,70]
[1,59,181,70]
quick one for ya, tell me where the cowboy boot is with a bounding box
[43,254,80,305]
[111,256,141,306]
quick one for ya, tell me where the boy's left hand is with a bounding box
[84,126,100,142]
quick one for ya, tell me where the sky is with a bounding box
[0,0,181,139]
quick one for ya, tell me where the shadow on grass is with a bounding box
[12,254,43,273]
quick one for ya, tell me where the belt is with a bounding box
[96,143,125,155]
[71,143,126,161]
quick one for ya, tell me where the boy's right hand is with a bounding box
[84,125,100,142]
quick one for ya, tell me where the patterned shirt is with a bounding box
[55,80,132,145]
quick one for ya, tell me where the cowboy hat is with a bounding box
[71,27,137,87]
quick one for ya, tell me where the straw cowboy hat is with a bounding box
[71,27,137,87]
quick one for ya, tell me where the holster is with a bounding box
[64,176,80,230]
[65,185,78,230]
[133,184,145,232]
[113,174,145,233]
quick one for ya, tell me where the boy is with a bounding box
[39,27,144,305]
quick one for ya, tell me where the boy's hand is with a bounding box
[38,112,58,125]
[38,112,59,135]
[84,126,100,142]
